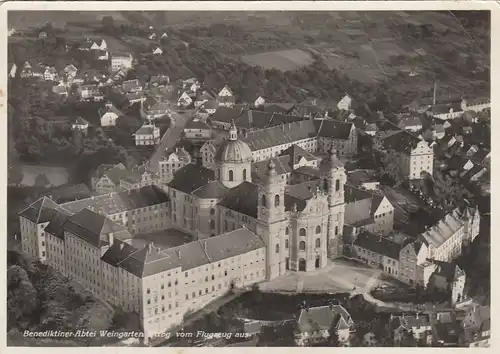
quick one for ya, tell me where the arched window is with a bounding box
[323,178,328,191]
[243,168,247,180]
[209,220,215,230]
[299,241,306,251]
[210,208,215,215]
[315,238,321,248]
[335,226,339,235]
[217,169,220,179]
[285,227,289,235]
[224,220,228,231]
[261,195,267,207]
[316,225,321,234]
[229,170,234,181]
[285,239,289,249]
[299,228,306,237]
[335,179,340,191]
[274,194,280,207]
[275,244,280,253]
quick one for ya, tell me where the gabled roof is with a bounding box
[296,305,353,333]
[98,104,123,118]
[314,119,354,140]
[285,180,321,211]
[168,164,215,194]
[382,129,423,154]
[63,208,130,247]
[43,209,72,240]
[218,181,259,218]
[420,209,464,248]
[134,124,158,136]
[252,156,292,181]
[19,197,69,224]
[185,120,211,130]
[122,79,142,92]
[74,117,89,125]
[280,144,317,165]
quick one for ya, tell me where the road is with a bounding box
[147,109,194,173]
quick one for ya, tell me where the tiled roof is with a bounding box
[217,95,235,104]
[429,260,465,282]
[202,100,218,110]
[143,97,169,112]
[261,102,296,114]
[44,209,72,240]
[63,208,130,247]
[252,155,292,181]
[242,120,318,151]
[134,124,157,136]
[314,119,354,140]
[344,185,385,216]
[98,104,123,118]
[285,180,320,202]
[101,240,138,266]
[292,166,320,179]
[168,164,215,194]
[126,92,145,101]
[185,120,211,130]
[382,130,422,154]
[62,185,170,215]
[280,144,317,164]
[353,231,402,260]
[296,305,353,333]
[102,164,129,185]
[192,181,230,199]
[398,116,423,128]
[397,314,431,330]
[420,209,464,248]
[18,197,70,224]
[74,117,89,125]
[210,107,244,124]
[117,227,264,277]
[218,181,259,218]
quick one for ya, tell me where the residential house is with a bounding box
[152,46,163,55]
[98,102,123,127]
[159,148,192,183]
[194,91,215,108]
[398,240,429,287]
[428,102,463,120]
[397,115,423,132]
[391,314,432,346]
[142,97,170,120]
[294,305,354,346]
[96,50,109,60]
[148,32,157,40]
[78,84,100,101]
[91,163,127,193]
[71,117,90,134]
[379,130,434,180]
[217,85,236,108]
[52,83,68,97]
[182,78,200,92]
[352,232,401,277]
[161,32,168,39]
[64,64,78,78]
[254,96,265,107]
[111,53,133,71]
[461,97,490,113]
[126,91,146,105]
[133,123,161,146]
[184,120,212,140]
[91,39,107,51]
[425,260,466,305]
[344,185,394,236]
[119,167,158,191]
[148,74,170,88]
[200,100,218,115]
[461,305,490,347]
[460,164,487,183]
[432,124,446,140]
[337,94,352,111]
[364,123,379,136]
[9,63,17,78]
[44,67,58,81]
[177,90,195,108]
[430,312,461,347]
[471,149,491,168]
[122,79,142,93]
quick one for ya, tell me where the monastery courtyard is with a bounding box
[259,258,400,294]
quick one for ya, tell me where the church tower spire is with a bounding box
[229,120,238,141]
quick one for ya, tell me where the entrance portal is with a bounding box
[285,257,290,270]
[299,258,306,272]
[315,256,320,269]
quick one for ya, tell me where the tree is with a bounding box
[102,16,115,35]
[326,324,340,346]
[7,265,38,330]
[34,173,50,188]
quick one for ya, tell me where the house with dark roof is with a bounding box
[142,96,170,120]
[133,123,161,146]
[217,85,236,108]
[344,185,394,236]
[98,102,123,127]
[71,117,90,134]
[294,305,354,346]
[430,311,461,347]
[184,120,212,140]
[461,305,490,347]
[352,231,402,276]
[426,260,466,305]
[158,147,192,183]
[390,313,432,346]
[428,101,464,120]
[122,79,143,93]
[397,115,423,132]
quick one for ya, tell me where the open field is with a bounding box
[241,48,314,71]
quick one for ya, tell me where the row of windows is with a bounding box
[276,238,322,253]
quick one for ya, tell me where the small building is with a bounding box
[142,97,170,120]
[122,79,143,93]
[177,91,194,108]
[44,67,58,81]
[98,102,123,127]
[111,53,133,71]
[52,83,68,97]
[391,314,432,346]
[184,120,212,140]
[294,305,354,346]
[133,123,161,146]
[352,232,401,277]
[71,117,90,134]
[194,91,215,108]
[152,46,163,55]
[158,147,191,183]
[64,64,78,78]
[78,84,100,100]
[337,94,352,111]
[398,116,423,132]
[254,96,265,108]
[217,85,235,108]
[425,260,466,305]
[461,305,490,347]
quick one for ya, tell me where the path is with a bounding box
[147,109,193,173]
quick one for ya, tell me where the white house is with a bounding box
[133,123,161,146]
[153,46,163,55]
[337,94,352,111]
[111,53,133,71]
[217,85,235,107]
[98,102,123,127]
[177,91,194,108]
[161,32,168,39]
[184,120,212,140]
[71,117,90,134]
[461,97,490,113]
[64,64,78,78]
[44,67,58,81]
[78,84,99,100]
[9,63,17,78]
[148,33,157,40]
[52,82,68,97]
[96,50,109,60]
[91,39,107,51]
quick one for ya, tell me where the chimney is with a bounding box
[203,241,207,251]
[108,233,114,246]
[176,249,181,259]
[433,81,437,106]
[248,110,253,126]
[281,123,285,131]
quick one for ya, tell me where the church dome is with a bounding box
[214,139,253,163]
[214,122,253,163]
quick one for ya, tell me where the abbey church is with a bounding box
[167,123,347,277]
